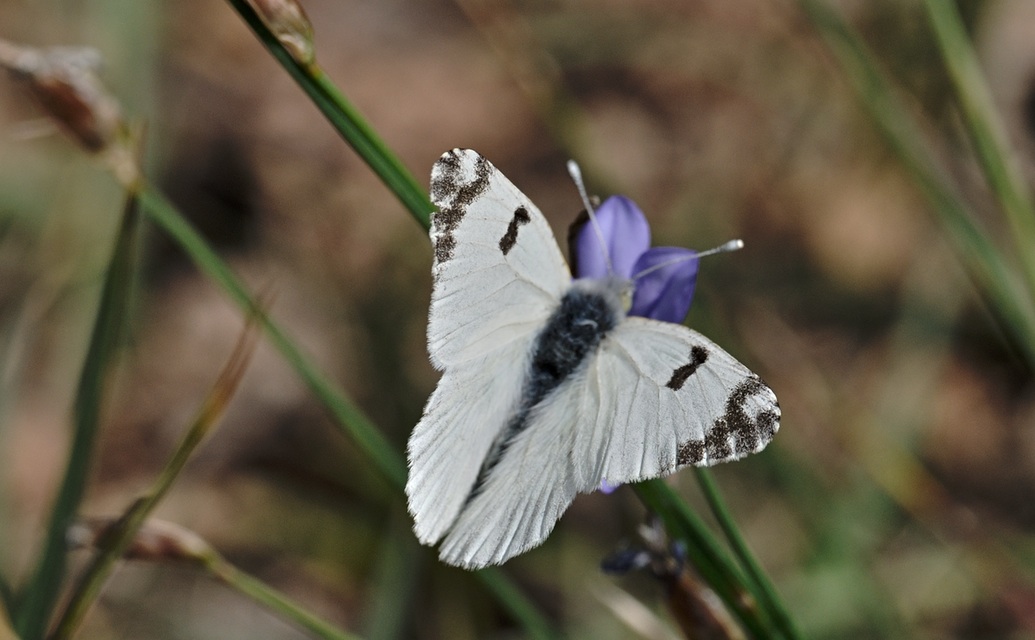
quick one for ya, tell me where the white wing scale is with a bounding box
[434,318,780,569]
[407,339,529,545]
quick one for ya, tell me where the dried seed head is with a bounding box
[0,39,124,153]
[249,0,316,66]
[69,518,217,565]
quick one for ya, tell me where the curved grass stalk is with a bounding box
[693,469,802,640]
[922,0,1035,297]
[224,0,433,228]
[48,312,261,639]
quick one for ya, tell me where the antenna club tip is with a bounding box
[695,238,745,259]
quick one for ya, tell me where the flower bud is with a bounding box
[68,518,217,564]
[249,0,316,66]
[0,39,124,153]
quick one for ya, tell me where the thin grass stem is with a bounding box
[48,312,261,639]
[223,0,433,229]
[693,469,802,640]
[922,0,1035,296]
[135,185,408,488]
[796,0,1035,366]
[206,555,363,640]
[475,568,561,640]
[362,513,423,640]
[14,194,140,640]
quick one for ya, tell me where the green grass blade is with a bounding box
[223,0,433,229]
[15,194,141,640]
[362,513,423,640]
[476,568,561,640]
[0,575,13,622]
[796,0,1035,365]
[693,469,802,640]
[206,554,364,640]
[922,0,1035,296]
[633,479,774,639]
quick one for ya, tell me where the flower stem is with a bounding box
[694,468,802,640]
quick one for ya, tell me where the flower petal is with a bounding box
[629,247,699,322]
[572,195,651,279]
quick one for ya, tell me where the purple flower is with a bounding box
[572,196,699,324]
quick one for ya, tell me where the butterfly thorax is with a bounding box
[574,275,635,314]
[466,277,628,502]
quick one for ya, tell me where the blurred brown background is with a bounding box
[3,0,1035,637]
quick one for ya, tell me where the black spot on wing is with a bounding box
[499,206,531,255]
[666,346,709,390]
[676,376,779,466]
[430,150,492,264]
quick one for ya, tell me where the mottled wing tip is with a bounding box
[676,375,780,468]
[428,149,493,265]
[719,376,779,460]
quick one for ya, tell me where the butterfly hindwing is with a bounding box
[427,149,570,368]
[436,377,582,568]
[572,317,780,490]
[406,339,530,546]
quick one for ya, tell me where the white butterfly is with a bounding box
[406,149,779,569]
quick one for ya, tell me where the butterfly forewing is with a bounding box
[426,149,570,368]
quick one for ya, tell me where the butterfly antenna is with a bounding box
[567,159,614,275]
[631,238,744,281]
